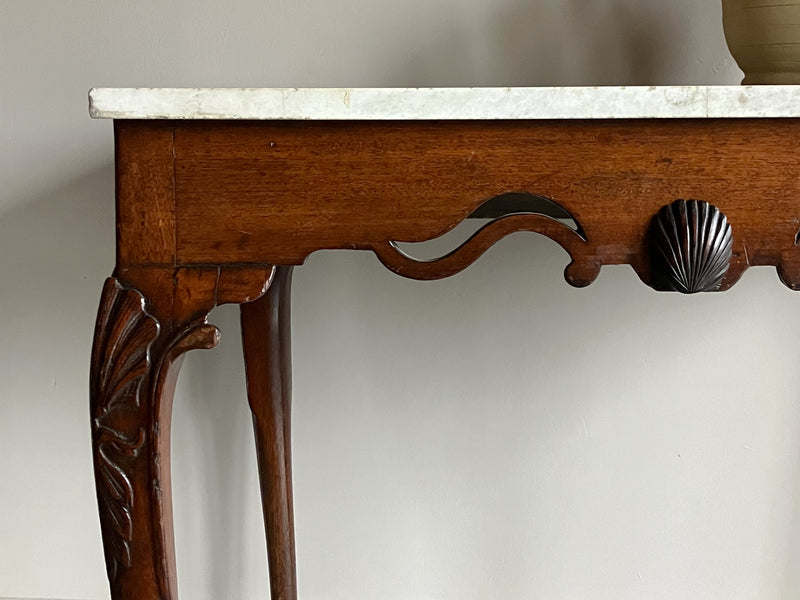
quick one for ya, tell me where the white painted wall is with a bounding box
[2,1,799,599]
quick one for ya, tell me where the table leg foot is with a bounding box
[241,267,298,600]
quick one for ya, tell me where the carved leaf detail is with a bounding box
[91,278,159,582]
[651,199,733,293]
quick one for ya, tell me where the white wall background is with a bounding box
[2,1,799,599]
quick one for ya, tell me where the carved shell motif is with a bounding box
[650,200,733,293]
[91,278,160,581]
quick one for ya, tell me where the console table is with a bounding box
[89,86,800,599]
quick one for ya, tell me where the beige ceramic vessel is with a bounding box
[722,0,800,83]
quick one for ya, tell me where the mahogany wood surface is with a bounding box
[241,267,297,600]
[164,119,800,289]
[93,116,800,599]
[91,267,274,600]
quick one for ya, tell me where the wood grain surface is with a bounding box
[114,119,800,289]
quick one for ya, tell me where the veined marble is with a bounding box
[89,86,800,120]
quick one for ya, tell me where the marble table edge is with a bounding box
[89,86,800,120]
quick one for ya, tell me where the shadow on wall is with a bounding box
[396,0,687,86]
[0,163,115,363]
[783,451,800,594]
[0,165,115,597]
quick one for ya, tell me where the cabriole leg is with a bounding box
[90,276,219,599]
[240,267,297,600]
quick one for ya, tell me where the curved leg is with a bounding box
[91,277,219,599]
[240,267,297,600]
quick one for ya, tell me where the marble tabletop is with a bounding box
[89,86,800,120]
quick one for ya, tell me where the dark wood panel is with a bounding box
[115,121,176,267]
[169,121,800,280]
[114,119,800,288]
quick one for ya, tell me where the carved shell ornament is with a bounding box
[650,199,733,293]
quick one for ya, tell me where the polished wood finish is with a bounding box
[650,199,734,293]
[91,277,220,599]
[115,121,176,267]
[91,267,273,599]
[94,116,800,599]
[241,267,297,600]
[166,119,800,289]
[91,278,159,592]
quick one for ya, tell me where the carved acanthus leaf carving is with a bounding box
[91,278,159,582]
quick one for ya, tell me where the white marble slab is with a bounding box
[89,86,800,120]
